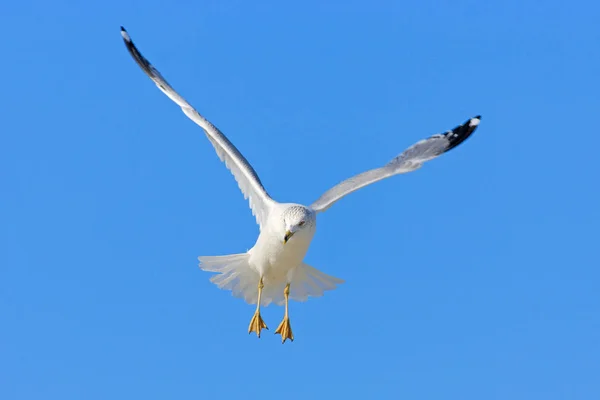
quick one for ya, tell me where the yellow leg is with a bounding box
[275,283,294,343]
[248,278,268,337]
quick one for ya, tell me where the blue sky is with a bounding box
[1,1,599,399]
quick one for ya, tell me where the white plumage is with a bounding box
[120,27,481,319]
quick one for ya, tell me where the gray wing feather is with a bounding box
[310,116,481,212]
[120,27,274,228]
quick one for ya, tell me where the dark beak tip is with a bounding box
[284,231,293,243]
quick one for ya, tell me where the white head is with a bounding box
[282,205,316,244]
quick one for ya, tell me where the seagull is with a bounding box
[120,27,481,343]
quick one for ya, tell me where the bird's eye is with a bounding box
[299,221,306,227]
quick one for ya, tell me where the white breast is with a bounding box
[247,206,316,279]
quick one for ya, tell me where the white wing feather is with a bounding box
[310,116,481,212]
[121,27,274,228]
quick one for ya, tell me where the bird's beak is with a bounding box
[284,230,294,244]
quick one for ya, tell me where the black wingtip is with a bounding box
[120,26,131,42]
[444,115,481,152]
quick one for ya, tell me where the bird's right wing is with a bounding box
[120,27,274,228]
[310,116,481,213]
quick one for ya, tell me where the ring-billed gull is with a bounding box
[120,27,481,343]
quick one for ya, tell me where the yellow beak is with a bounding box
[284,230,294,244]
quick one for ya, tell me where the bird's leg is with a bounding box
[248,277,268,337]
[275,283,294,343]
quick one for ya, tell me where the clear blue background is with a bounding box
[2,1,599,399]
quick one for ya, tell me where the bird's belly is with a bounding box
[249,233,312,278]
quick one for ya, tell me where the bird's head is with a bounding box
[282,206,316,244]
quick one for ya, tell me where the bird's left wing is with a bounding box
[120,27,274,228]
[310,116,481,213]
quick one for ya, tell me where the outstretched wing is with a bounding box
[310,116,481,213]
[120,27,274,228]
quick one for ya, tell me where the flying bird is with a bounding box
[120,27,481,343]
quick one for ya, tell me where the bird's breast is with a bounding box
[249,229,314,274]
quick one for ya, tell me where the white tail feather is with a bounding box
[199,255,343,306]
[287,263,344,303]
[198,253,260,304]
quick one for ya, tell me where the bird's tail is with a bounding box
[282,262,344,304]
[199,255,344,306]
[198,253,261,305]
